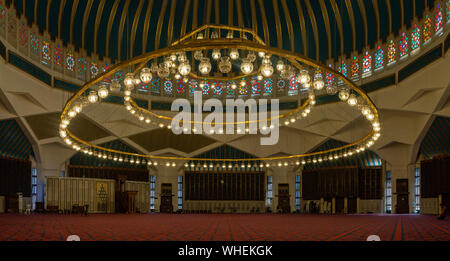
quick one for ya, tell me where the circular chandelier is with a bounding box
[59,25,381,168]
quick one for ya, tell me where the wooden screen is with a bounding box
[421,155,450,198]
[302,167,382,200]
[185,172,265,201]
[0,157,31,197]
[68,165,148,182]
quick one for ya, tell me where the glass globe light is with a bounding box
[150,62,159,73]
[68,110,77,118]
[212,49,221,60]
[88,91,98,103]
[194,50,203,60]
[258,51,266,58]
[247,51,257,62]
[362,106,371,116]
[326,85,338,95]
[241,58,253,75]
[73,102,82,113]
[276,61,285,72]
[298,70,311,84]
[124,73,135,88]
[347,94,358,106]
[178,62,191,76]
[80,96,89,106]
[230,49,239,60]
[134,77,141,85]
[313,75,325,90]
[260,63,274,78]
[367,113,375,121]
[140,68,152,83]
[199,58,212,75]
[110,79,121,92]
[170,53,177,62]
[98,85,109,99]
[178,53,187,63]
[338,88,350,101]
[218,57,232,74]
[157,65,170,78]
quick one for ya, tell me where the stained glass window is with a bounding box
[350,57,360,80]
[114,71,124,81]
[435,3,443,33]
[30,33,39,55]
[202,81,210,95]
[176,80,186,95]
[338,61,347,77]
[225,81,235,97]
[277,79,286,93]
[288,75,298,96]
[410,24,420,52]
[0,2,5,31]
[189,80,198,95]
[65,51,75,71]
[374,46,384,70]
[163,79,173,95]
[102,64,112,82]
[399,32,408,58]
[423,15,432,43]
[362,52,372,77]
[77,57,88,79]
[263,78,273,95]
[138,82,149,92]
[326,64,334,86]
[251,78,261,95]
[41,40,51,65]
[90,62,99,78]
[18,22,28,48]
[151,77,161,95]
[213,81,223,96]
[387,40,396,65]
[54,43,63,66]
[447,0,450,24]
[239,81,248,95]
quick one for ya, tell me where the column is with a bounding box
[344,197,348,214]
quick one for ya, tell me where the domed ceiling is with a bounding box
[6,0,435,63]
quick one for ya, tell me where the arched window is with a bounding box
[399,32,408,58]
[387,40,396,65]
[350,56,360,80]
[374,45,384,70]
[362,52,372,78]
[411,24,421,52]
[423,15,432,43]
[435,3,443,33]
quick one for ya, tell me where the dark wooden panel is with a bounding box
[421,155,450,198]
[302,167,382,200]
[185,172,265,201]
[0,157,32,197]
[68,165,148,182]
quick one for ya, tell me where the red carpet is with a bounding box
[0,213,449,241]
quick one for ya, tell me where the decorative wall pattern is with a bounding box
[45,177,115,213]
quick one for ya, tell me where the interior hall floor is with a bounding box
[0,213,449,241]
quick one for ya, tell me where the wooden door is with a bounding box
[160,183,173,213]
[396,179,409,214]
[277,184,290,213]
